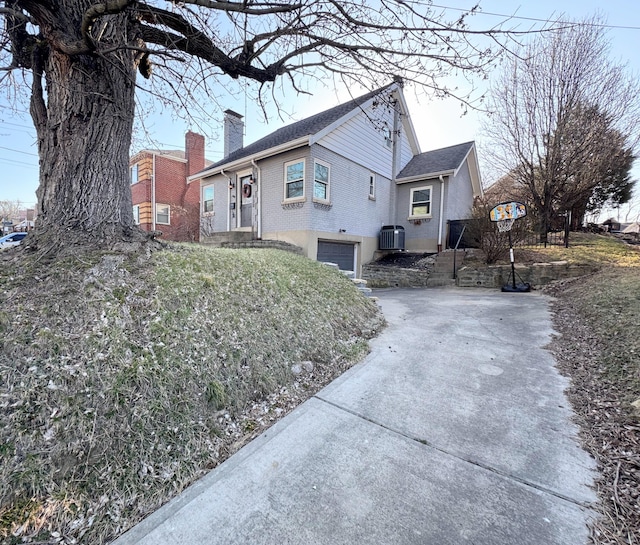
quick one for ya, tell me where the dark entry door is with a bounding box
[317,241,355,271]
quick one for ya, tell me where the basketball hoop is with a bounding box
[488,201,531,293]
[496,218,515,233]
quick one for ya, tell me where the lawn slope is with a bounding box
[0,245,384,544]
[542,234,640,544]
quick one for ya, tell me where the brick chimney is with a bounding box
[223,109,244,158]
[185,131,205,176]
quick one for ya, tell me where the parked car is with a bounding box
[0,231,27,249]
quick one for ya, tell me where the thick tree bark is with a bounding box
[28,9,144,254]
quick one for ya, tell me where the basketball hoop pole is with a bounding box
[490,202,531,293]
[508,230,517,291]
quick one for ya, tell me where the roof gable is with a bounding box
[396,141,475,179]
[195,83,414,177]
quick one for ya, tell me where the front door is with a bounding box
[240,174,253,228]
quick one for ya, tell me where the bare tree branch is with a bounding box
[483,15,640,234]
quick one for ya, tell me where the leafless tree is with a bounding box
[0,199,22,223]
[482,15,640,238]
[0,0,544,256]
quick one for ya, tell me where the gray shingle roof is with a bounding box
[198,85,394,176]
[397,141,474,179]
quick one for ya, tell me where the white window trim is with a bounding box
[130,163,139,185]
[384,126,393,149]
[368,173,376,200]
[202,185,215,215]
[409,185,433,219]
[156,203,171,225]
[283,158,306,202]
[312,159,331,204]
[132,205,140,225]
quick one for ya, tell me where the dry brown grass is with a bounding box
[0,245,384,545]
[543,234,640,545]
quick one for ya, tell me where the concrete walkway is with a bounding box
[113,288,598,545]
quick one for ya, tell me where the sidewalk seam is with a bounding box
[314,394,596,511]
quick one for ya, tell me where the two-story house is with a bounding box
[188,82,482,274]
[130,131,207,242]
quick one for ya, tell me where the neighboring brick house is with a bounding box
[188,83,483,275]
[130,131,206,242]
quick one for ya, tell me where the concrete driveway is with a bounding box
[113,288,598,545]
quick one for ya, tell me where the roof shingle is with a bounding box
[397,141,474,179]
[198,85,394,175]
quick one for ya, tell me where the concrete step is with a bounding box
[432,251,465,275]
[427,273,457,287]
[202,231,254,245]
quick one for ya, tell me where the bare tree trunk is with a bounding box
[28,13,143,255]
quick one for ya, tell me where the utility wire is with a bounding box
[431,3,640,31]
[0,145,38,157]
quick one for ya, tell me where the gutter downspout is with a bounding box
[251,159,262,239]
[390,99,400,225]
[152,153,156,231]
[221,168,231,232]
[437,175,445,252]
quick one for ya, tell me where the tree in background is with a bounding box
[0,199,23,222]
[466,197,529,264]
[483,16,640,238]
[0,0,527,257]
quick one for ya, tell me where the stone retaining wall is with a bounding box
[364,260,597,288]
[201,240,304,255]
[456,261,598,288]
[362,264,431,288]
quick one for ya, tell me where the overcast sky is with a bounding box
[1,0,639,217]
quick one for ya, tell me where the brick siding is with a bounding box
[130,132,205,242]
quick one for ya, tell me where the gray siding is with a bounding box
[319,101,413,178]
[309,145,392,237]
[251,144,392,237]
[444,161,474,221]
[395,180,442,243]
[257,147,312,233]
[200,174,230,232]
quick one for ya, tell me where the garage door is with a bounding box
[317,241,355,271]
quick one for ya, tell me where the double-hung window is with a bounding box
[369,174,376,199]
[285,159,305,200]
[156,204,170,225]
[409,186,432,218]
[203,185,214,213]
[130,163,139,184]
[313,161,330,201]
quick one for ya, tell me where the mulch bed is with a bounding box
[545,281,640,545]
[374,252,435,269]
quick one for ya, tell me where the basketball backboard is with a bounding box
[489,201,527,222]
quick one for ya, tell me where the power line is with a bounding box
[431,3,640,31]
[0,157,38,168]
[0,119,35,131]
[0,145,38,157]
